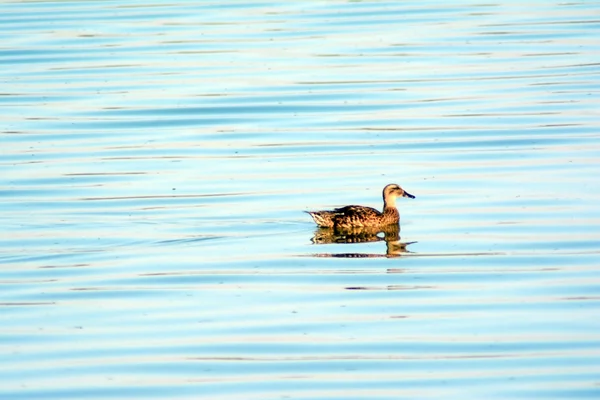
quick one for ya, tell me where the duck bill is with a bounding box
[403,191,415,199]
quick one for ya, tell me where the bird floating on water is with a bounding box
[306,184,415,229]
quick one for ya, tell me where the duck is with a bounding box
[306,184,415,229]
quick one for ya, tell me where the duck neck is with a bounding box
[383,195,397,210]
[383,193,400,224]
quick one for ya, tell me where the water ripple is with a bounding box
[2,1,600,399]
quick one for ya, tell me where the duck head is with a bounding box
[383,183,415,207]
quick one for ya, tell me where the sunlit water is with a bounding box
[2,1,600,399]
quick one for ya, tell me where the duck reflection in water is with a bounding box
[310,224,414,258]
[306,184,416,258]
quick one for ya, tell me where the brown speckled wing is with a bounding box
[333,206,382,228]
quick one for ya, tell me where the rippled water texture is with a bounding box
[2,1,600,399]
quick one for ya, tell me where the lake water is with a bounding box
[2,1,600,399]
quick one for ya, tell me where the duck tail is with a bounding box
[305,211,335,228]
